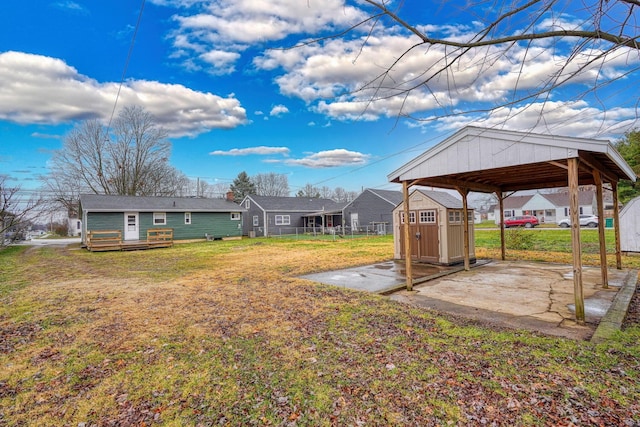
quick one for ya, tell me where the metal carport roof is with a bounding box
[388,126,637,324]
[388,126,636,191]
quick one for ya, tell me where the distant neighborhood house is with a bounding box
[79,194,244,245]
[342,188,404,234]
[241,195,346,237]
[495,190,598,224]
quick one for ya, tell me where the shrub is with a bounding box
[505,228,535,250]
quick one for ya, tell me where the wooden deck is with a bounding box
[86,229,174,252]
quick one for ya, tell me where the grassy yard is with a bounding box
[1,236,639,426]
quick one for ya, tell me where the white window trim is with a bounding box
[153,212,166,225]
[184,212,191,225]
[230,212,241,221]
[419,210,436,224]
[275,215,290,225]
[253,215,259,226]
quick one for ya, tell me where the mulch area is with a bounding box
[623,282,640,329]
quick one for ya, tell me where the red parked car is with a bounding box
[504,215,539,228]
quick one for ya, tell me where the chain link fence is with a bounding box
[248,224,393,240]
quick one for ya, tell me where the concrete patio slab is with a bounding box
[300,259,637,340]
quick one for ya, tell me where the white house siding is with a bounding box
[521,194,557,224]
[620,196,640,252]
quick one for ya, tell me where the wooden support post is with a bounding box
[457,187,470,271]
[402,181,413,291]
[612,181,622,270]
[593,170,608,288]
[498,191,505,261]
[568,158,585,324]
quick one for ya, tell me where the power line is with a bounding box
[106,0,146,131]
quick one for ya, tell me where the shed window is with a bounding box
[245,199,250,209]
[275,215,290,225]
[253,215,259,226]
[153,212,166,225]
[419,210,436,223]
[230,212,241,220]
[448,211,461,224]
[184,212,191,225]
[400,211,416,224]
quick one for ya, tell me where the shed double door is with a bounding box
[400,210,439,262]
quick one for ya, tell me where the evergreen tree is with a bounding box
[615,129,640,204]
[230,171,256,201]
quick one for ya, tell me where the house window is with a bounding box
[230,212,241,221]
[504,210,513,218]
[275,215,290,225]
[184,212,191,225]
[448,210,461,224]
[253,215,259,226]
[153,212,166,225]
[419,210,436,223]
[245,199,250,209]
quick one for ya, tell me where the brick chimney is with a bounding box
[226,191,234,202]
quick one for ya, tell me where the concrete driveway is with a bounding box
[302,259,637,340]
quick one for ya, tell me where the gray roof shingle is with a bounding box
[246,195,345,212]
[79,194,244,212]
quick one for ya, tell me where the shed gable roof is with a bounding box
[79,194,244,212]
[394,189,466,209]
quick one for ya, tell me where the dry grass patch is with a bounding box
[1,236,639,426]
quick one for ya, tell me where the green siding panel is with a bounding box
[86,211,242,241]
[87,212,124,231]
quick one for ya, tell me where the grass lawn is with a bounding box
[1,236,639,426]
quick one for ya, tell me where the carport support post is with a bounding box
[457,187,470,271]
[593,170,608,288]
[497,191,505,261]
[568,157,585,324]
[402,180,413,291]
[612,181,622,270]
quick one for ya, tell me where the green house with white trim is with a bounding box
[79,194,244,245]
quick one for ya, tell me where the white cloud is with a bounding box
[418,100,639,140]
[31,132,62,139]
[270,104,289,116]
[154,1,639,128]
[209,146,290,156]
[0,51,248,137]
[285,149,369,168]
[200,50,241,74]
[163,0,366,73]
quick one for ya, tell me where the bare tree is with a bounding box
[318,0,640,128]
[45,106,186,210]
[296,183,321,198]
[319,186,334,199]
[1,177,42,248]
[254,173,290,196]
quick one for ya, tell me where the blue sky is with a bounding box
[1,0,638,197]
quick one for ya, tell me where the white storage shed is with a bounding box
[620,196,640,253]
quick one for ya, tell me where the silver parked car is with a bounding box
[557,214,599,228]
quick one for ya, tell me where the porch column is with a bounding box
[497,191,505,261]
[402,181,413,291]
[612,181,622,269]
[568,157,585,324]
[457,187,470,271]
[593,170,608,288]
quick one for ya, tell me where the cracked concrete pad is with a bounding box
[391,260,631,340]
